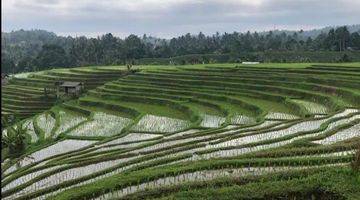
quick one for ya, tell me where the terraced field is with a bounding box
[1,67,129,121]
[1,64,360,199]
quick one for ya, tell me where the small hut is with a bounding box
[242,62,260,64]
[59,82,84,97]
[1,73,9,86]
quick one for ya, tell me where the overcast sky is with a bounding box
[2,0,360,38]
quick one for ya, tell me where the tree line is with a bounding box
[2,26,360,73]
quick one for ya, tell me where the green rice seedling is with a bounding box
[2,65,360,200]
[295,113,360,142]
[200,114,226,128]
[351,144,360,171]
[68,112,132,137]
[53,110,87,138]
[131,114,190,133]
[21,119,38,143]
[99,133,162,146]
[83,164,345,200]
[292,99,328,114]
[313,121,360,145]
[3,140,96,175]
[230,115,256,125]
[36,113,55,139]
[265,112,299,120]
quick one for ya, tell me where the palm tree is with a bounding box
[2,124,28,155]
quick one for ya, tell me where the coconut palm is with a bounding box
[2,124,28,155]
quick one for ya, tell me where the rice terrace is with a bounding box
[1,62,360,200]
[2,0,360,199]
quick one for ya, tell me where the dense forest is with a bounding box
[2,25,360,73]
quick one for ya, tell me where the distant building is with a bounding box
[347,47,358,51]
[59,82,84,97]
[242,62,260,64]
[44,81,84,98]
[1,73,9,86]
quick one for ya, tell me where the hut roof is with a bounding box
[60,82,82,87]
[1,73,9,78]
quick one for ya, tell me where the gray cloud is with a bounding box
[2,0,359,38]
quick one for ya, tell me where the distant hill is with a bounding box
[1,29,73,54]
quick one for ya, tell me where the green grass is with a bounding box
[235,96,296,115]
[73,104,133,119]
[183,101,224,116]
[119,101,189,120]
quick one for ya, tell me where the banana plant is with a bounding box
[2,123,29,155]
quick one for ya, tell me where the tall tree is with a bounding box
[35,44,69,70]
[335,26,351,51]
[350,32,360,49]
[1,52,16,73]
[124,34,145,60]
[2,26,360,73]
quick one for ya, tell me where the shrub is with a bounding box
[351,144,360,171]
[337,54,352,62]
